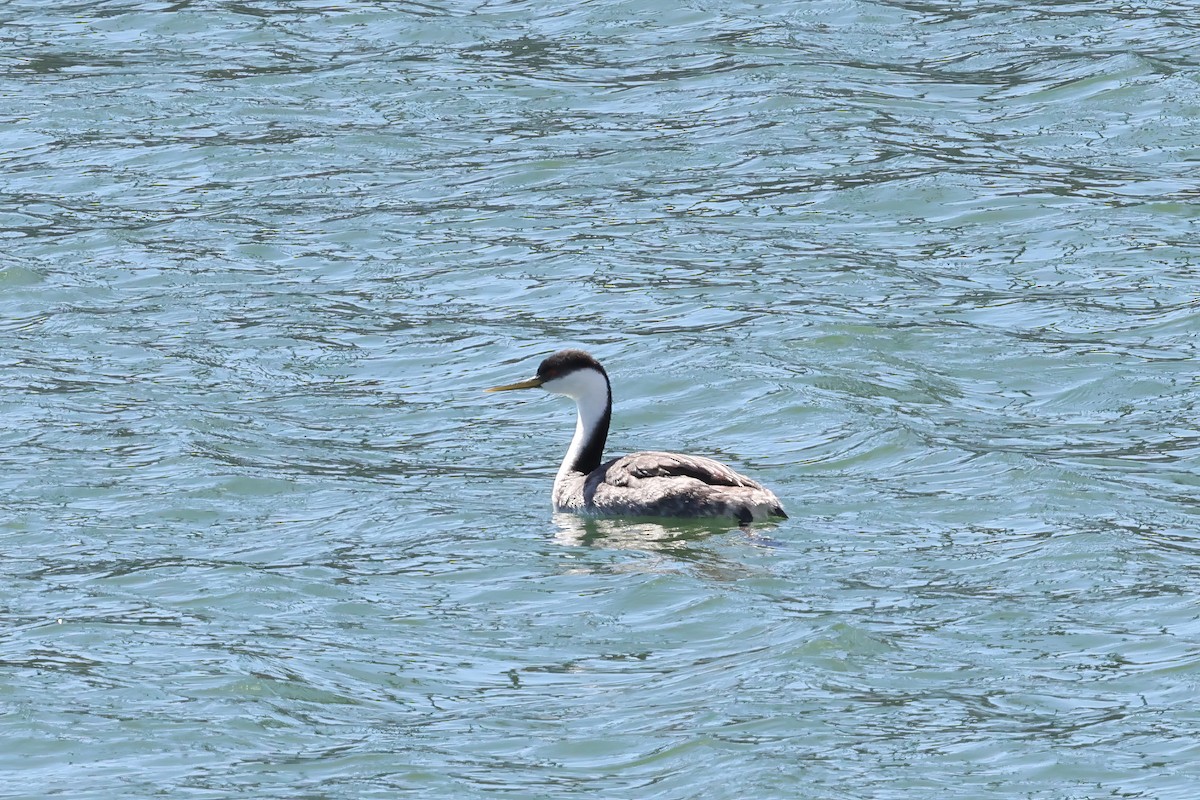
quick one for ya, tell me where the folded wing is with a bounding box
[581,451,786,522]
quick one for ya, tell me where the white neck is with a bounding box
[544,368,611,490]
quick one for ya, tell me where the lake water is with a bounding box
[3,1,1199,797]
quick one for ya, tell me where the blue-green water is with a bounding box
[3,1,1199,797]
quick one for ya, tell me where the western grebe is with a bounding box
[487,349,787,523]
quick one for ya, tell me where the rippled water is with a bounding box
[3,0,1199,797]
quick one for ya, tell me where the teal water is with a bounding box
[3,1,1199,797]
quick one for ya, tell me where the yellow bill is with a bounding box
[485,377,544,393]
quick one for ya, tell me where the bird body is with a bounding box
[555,451,785,522]
[488,349,786,524]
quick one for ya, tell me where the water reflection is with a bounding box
[553,512,726,548]
[551,513,788,582]
[552,512,784,561]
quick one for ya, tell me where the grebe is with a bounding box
[487,349,786,523]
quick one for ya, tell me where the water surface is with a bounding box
[3,1,1199,797]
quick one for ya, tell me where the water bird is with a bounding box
[487,349,786,523]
